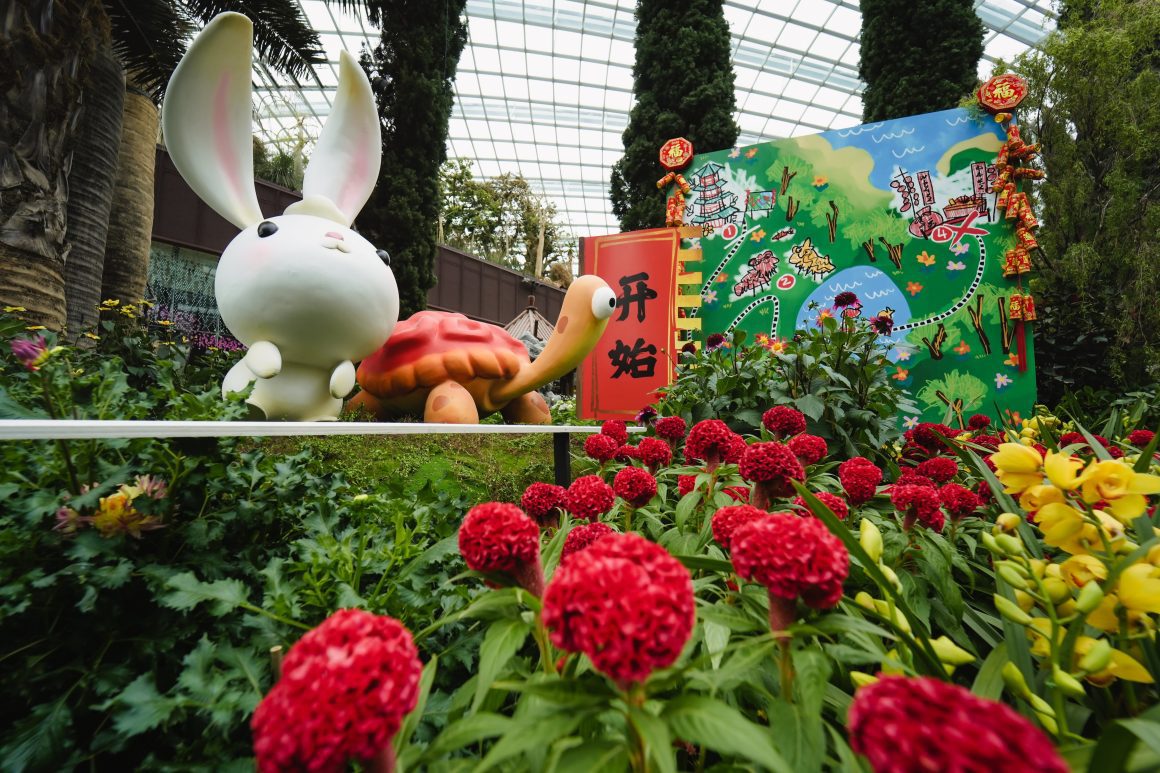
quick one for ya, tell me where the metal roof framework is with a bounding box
[251,0,1056,239]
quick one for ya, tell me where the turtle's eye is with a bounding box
[257,221,278,238]
[376,249,391,266]
[591,286,616,320]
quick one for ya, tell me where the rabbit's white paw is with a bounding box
[245,341,282,379]
[329,360,356,399]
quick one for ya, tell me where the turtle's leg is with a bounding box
[501,391,552,425]
[345,389,387,420]
[425,382,480,423]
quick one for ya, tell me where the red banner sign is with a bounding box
[578,228,700,420]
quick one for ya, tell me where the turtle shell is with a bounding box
[357,310,530,399]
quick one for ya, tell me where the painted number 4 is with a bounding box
[929,210,988,246]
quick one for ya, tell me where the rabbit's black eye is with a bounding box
[376,249,391,266]
[257,221,278,238]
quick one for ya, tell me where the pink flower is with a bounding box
[731,512,849,609]
[565,475,615,522]
[788,434,828,466]
[251,609,422,772]
[848,676,1068,773]
[762,406,807,439]
[614,467,658,508]
[542,533,694,688]
[10,335,48,371]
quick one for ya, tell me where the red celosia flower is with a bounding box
[890,484,945,532]
[916,456,958,483]
[1129,429,1156,447]
[1092,434,1110,447]
[1108,446,1125,458]
[614,444,638,463]
[601,420,629,445]
[251,609,422,773]
[655,416,687,442]
[731,512,849,609]
[740,442,806,497]
[971,434,1002,450]
[793,491,849,520]
[839,457,883,505]
[939,482,982,521]
[566,475,615,522]
[968,414,992,431]
[788,433,828,465]
[584,433,619,463]
[521,483,566,527]
[1034,443,1049,458]
[614,467,658,508]
[458,503,544,594]
[762,405,807,438]
[723,433,749,464]
[678,474,696,497]
[1059,432,1086,447]
[895,470,936,489]
[711,504,771,551]
[542,533,695,688]
[685,419,735,465]
[848,676,1068,773]
[560,522,615,563]
[905,423,957,452]
[636,437,672,470]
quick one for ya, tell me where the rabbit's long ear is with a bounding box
[299,50,381,226]
[161,13,263,230]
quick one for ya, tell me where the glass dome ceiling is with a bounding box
[253,1,1056,238]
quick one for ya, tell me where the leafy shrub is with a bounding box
[657,314,913,461]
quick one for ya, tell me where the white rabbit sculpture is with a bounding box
[161,13,399,421]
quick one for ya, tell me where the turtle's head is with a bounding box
[492,275,614,403]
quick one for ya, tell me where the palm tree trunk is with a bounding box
[0,1,103,329]
[64,45,124,336]
[100,76,156,305]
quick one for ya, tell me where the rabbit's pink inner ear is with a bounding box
[335,124,374,221]
[215,73,250,220]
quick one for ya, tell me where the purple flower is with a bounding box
[635,405,658,425]
[10,336,48,371]
[833,291,859,308]
[706,333,726,350]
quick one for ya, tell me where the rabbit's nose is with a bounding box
[325,231,344,240]
[321,232,351,253]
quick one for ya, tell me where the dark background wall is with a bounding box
[151,147,565,327]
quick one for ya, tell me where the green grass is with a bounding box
[270,432,587,504]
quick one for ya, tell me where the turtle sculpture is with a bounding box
[348,275,617,423]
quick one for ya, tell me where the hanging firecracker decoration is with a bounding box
[982,72,1041,375]
[657,138,694,228]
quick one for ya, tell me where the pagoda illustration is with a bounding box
[687,161,740,228]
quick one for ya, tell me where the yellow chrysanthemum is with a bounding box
[989,443,1044,494]
[1079,460,1160,522]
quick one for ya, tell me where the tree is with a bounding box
[438,159,570,276]
[858,0,985,122]
[1014,0,1160,402]
[609,0,738,232]
[359,0,468,319]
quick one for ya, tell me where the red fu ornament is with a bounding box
[977,74,1028,114]
[657,138,694,228]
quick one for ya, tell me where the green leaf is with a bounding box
[478,710,589,772]
[160,572,249,616]
[107,674,179,737]
[766,697,825,773]
[549,739,630,773]
[423,711,511,760]
[627,705,676,773]
[675,554,734,574]
[473,618,532,712]
[674,490,701,529]
[1089,706,1160,773]
[703,619,730,669]
[971,643,1009,701]
[793,648,831,717]
[796,394,825,421]
[663,695,792,773]
[397,655,437,754]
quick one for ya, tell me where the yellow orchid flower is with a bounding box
[1118,563,1160,615]
[1074,636,1154,685]
[989,443,1044,494]
[1036,504,1126,555]
[1019,484,1065,513]
[1059,554,1107,589]
[1027,617,1059,658]
[1084,593,1156,635]
[1079,460,1160,522]
[1044,451,1086,490]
